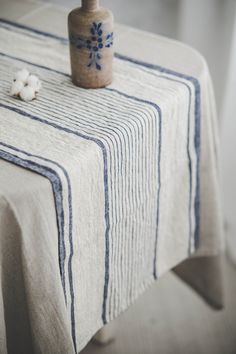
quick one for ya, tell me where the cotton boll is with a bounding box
[14,68,29,84]
[10,69,41,102]
[10,80,24,96]
[27,74,42,92]
[19,85,36,102]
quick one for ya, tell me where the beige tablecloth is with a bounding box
[0,15,224,354]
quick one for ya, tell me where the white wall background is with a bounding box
[178,0,236,113]
[221,11,236,264]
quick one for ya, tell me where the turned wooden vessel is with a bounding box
[68,0,114,89]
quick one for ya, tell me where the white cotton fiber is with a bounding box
[10,80,24,96]
[27,75,42,92]
[19,85,36,102]
[14,68,30,84]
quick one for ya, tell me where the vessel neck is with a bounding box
[81,0,99,11]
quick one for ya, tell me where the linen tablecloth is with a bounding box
[0,18,224,354]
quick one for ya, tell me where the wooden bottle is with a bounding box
[68,0,114,89]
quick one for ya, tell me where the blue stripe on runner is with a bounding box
[0,142,77,352]
[0,52,68,76]
[0,18,68,43]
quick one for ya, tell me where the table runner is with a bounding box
[0,19,223,354]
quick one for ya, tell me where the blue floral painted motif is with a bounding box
[69,22,113,71]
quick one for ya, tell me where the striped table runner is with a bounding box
[0,19,222,354]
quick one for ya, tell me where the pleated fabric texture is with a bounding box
[0,19,223,354]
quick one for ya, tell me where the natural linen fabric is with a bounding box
[0,19,223,354]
